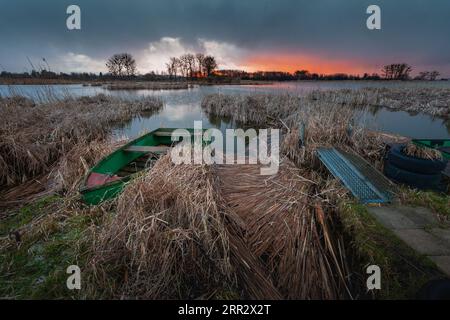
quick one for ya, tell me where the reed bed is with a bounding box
[202,93,386,168]
[0,94,162,188]
[93,154,229,299]
[201,94,301,125]
[200,92,396,299]
[217,160,351,299]
[90,154,283,299]
[308,87,450,118]
[105,81,192,91]
[89,153,351,299]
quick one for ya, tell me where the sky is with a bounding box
[0,0,450,76]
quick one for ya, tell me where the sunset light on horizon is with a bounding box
[243,52,382,75]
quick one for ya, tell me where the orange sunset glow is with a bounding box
[243,52,381,75]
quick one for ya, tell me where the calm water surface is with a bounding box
[1,81,449,139]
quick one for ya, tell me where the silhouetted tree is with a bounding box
[382,63,412,80]
[166,57,179,79]
[294,70,310,80]
[196,53,205,77]
[182,53,196,78]
[429,71,440,81]
[203,56,218,77]
[106,53,137,76]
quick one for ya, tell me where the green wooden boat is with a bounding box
[80,128,200,205]
[412,139,450,160]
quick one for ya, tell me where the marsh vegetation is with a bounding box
[0,86,449,299]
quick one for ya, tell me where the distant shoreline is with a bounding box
[0,78,273,86]
[0,77,447,86]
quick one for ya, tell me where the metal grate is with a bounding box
[317,148,393,204]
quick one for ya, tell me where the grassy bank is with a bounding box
[340,202,443,299]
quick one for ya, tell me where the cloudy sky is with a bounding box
[1,0,449,76]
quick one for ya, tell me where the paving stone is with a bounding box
[428,256,450,277]
[397,206,439,227]
[367,206,418,229]
[429,228,450,243]
[392,229,450,256]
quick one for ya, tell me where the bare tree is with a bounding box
[196,53,205,77]
[382,63,412,80]
[179,54,195,79]
[415,70,440,81]
[415,71,430,80]
[177,54,189,78]
[123,54,137,76]
[166,57,179,79]
[429,71,440,81]
[202,56,218,77]
[106,53,137,76]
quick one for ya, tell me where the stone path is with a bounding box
[367,205,450,276]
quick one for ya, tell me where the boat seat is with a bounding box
[86,172,121,188]
[124,146,170,153]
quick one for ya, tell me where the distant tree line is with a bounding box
[228,63,442,81]
[0,55,445,82]
[414,70,440,81]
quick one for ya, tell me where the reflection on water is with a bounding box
[1,81,450,139]
[360,108,450,139]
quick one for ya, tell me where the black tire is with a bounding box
[387,144,447,175]
[417,279,450,300]
[384,161,442,190]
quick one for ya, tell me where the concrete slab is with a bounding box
[368,206,417,229]
[430,228,450,243]
[428,256,450,277]
[397,206,440,227]
[393,229,450,256]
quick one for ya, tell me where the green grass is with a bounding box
[0,196,97,299]
[399,188,450,219]
[0,195,59,236]
[340,201,444,299]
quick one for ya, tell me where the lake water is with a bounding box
[1,81,449,139]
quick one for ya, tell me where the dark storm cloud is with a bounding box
[1,0,449,73]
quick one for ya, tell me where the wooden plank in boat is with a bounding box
[124,146,170,153]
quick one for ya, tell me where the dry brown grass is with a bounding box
[402,142,443,160]
[199,92,399,299]
[202,93,387,169]
[308,87,450,118]
[89,153,351,299]
[105,81,192,91]
[0,94,162,188]
[201,93,301,125]
[90,154,283,299]
[50,139,127,195]
[217,160,351,299]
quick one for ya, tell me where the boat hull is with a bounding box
[79,128,199,205]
